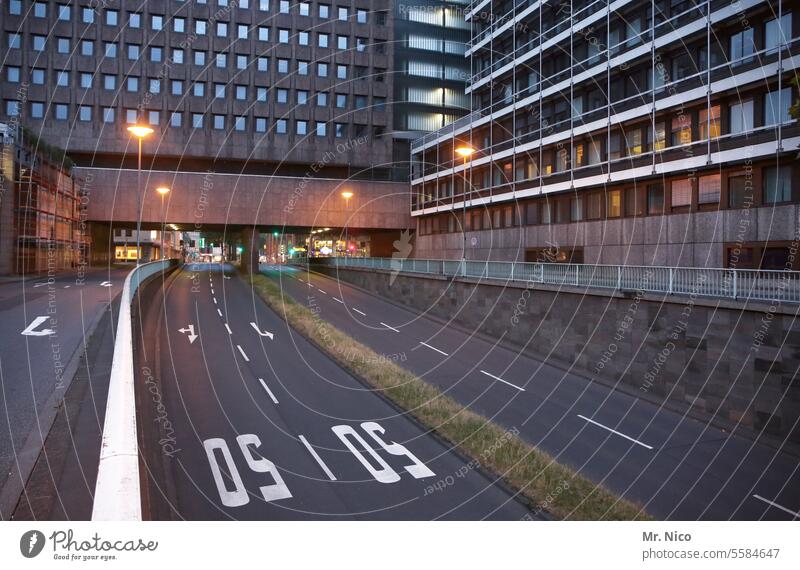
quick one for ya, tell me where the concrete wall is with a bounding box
[314,265,800,443]
[78,167,412,230]
[414,204,800,267]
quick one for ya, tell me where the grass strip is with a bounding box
[245,270,651,521]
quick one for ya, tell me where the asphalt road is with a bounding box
[134,262,534,520]
[0,266,129,517]
[262,263,800,521]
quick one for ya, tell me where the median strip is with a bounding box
[245,271,649,521]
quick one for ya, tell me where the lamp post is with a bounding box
[454,145,475,265]
[127,125,154,265]
[156,186,170,259]
[341,190,353,257]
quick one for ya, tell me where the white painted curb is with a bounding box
[91,260,176,521]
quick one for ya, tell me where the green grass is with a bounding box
[244,270,651,521]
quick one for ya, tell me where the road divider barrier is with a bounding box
[92,259,179,521]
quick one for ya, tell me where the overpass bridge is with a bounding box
[77,167,413,267]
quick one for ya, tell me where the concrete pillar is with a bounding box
[241,226,260,274]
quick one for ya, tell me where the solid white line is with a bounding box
[420,341,449,356]
[380,322,400,332]
[258,378,279,404]
[353,308,366,316]
[224,323,232,335]
[752,495,800,518]
[480,370,525,391]
[333,297,344,304]
[577,414,653,450]
[298,435,337,481]
[213,297,217,304]
[236,345,250,362]
[216,308,222,317]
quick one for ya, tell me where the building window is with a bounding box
[671,179,692,208]
[148,110,159,126]
[337,65,347,79]
[334,123,346,138]
[106,9,118,26]
[586,193,602,219]
[125,109,138,123]
[171,80,183,95]
[238,24,248,39]
[318,63,328,77]
[195,20,207,35]
[194,51,206,66]
[80,73,91,88]
[235,85,247,100]
[173,49,184,64]
[728,174,753,208]
[763,88,792,127]
[57,5,71,21]
[32,69,45,84]
[278,59,289,74]
[297,90,309,105]
[256,117,267,132]
[82,7,94,23]
[30,102,44,119]
[257,57,269,71]
[729,99,753,134]
[336,94,347,108]
[317,92,328,106]
[174,17,185,32]
[151,46,162,62]
[127,76,139,92]
[6,66,19,83]
[279,0,289,13]
[259,0,270,10]
[647,184,664,214]
[299,2,310,16]
[607,189,622,217]
[763,166,792,204]
[296,120,308,135]
[570,196,584,222]
[215,83,225,98]
[213,115,225,130]
[127,44,140,60]
[216,22,228,37]
[129,12,140,28]
[54,104,69,120]
[316,122,327,137]
[730,28,754,65]
[234,116,246,132]
[171,112,182,128]
[338,6,348,21]
[152,15,163,31]
[103,75,116,90]
[277,89,288,103]
[57,37,70,53]
[279,29,289,43]
[276,119,287,134]
[671,115,692,146]
[357,9,367,23]
[259,27,270,41]
[298,61,310,75]
[216,53,227,68]
[698,174,721,205]
[319,4,330,18]
[192,114,204,129]
[256,87,268,102]
[765,13,792,55]
[236,55,248,69]
[34,2,47,18]
[318,33,329,48]
[337,35,348,50]
[103,108,115,123]
[193,83,205,97]
[8,0,21,15]
[698,105,721,140]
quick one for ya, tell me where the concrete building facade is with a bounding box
[410,0,800,269]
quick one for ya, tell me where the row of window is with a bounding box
[417,167,793,235]
[6,101,386,138]
[6,84,386,112]
[8,1,382,25]
[416,87,794,179]
[5,59,387,86]
[7,31,387,57]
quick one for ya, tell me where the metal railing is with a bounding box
[311,257,800,304]
[92,258,179,521]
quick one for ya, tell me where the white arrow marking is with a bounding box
[178,324,198,344]
[21,316,55,336]
[100,281,112,287]
[250,322,274,340]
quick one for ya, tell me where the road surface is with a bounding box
[261,263,800,521]
[134,262,534,520]
[0,266,129,518]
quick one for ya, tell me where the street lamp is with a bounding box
[127,124,154,265]
[341,190,353,257]
[156,186,170,260]
[454,145,475,264]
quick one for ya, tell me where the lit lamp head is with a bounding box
[156,186,170,195]
[455,145,476,158]
[341,191,354,200]
[127,125,155,138]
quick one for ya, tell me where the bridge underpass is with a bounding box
[77,166,413,268]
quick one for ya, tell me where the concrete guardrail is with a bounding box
[91,259,178,521]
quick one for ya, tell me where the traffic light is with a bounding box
[273,231,279,238]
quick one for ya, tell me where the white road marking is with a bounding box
[333,297,344,304]
[20,316,54,336]
[479,370,525,392]
[236,345,250,362]
[63,285,70,288]
[317,288,325,294]
[250,322,274,340]
[420,341,448,356]
[298,435,337,481]
[217,308,223,317]
[353,308,366,316]
[577,414,653,450]
[211,288,214,295]
[100,281,112,287]
[178,325,198,344]
[752,495,800,518]
[33,281,49,288]
[380,322,400,333]
[213,297,217,304]
[258,378,279,404]
[224,323,232,335]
